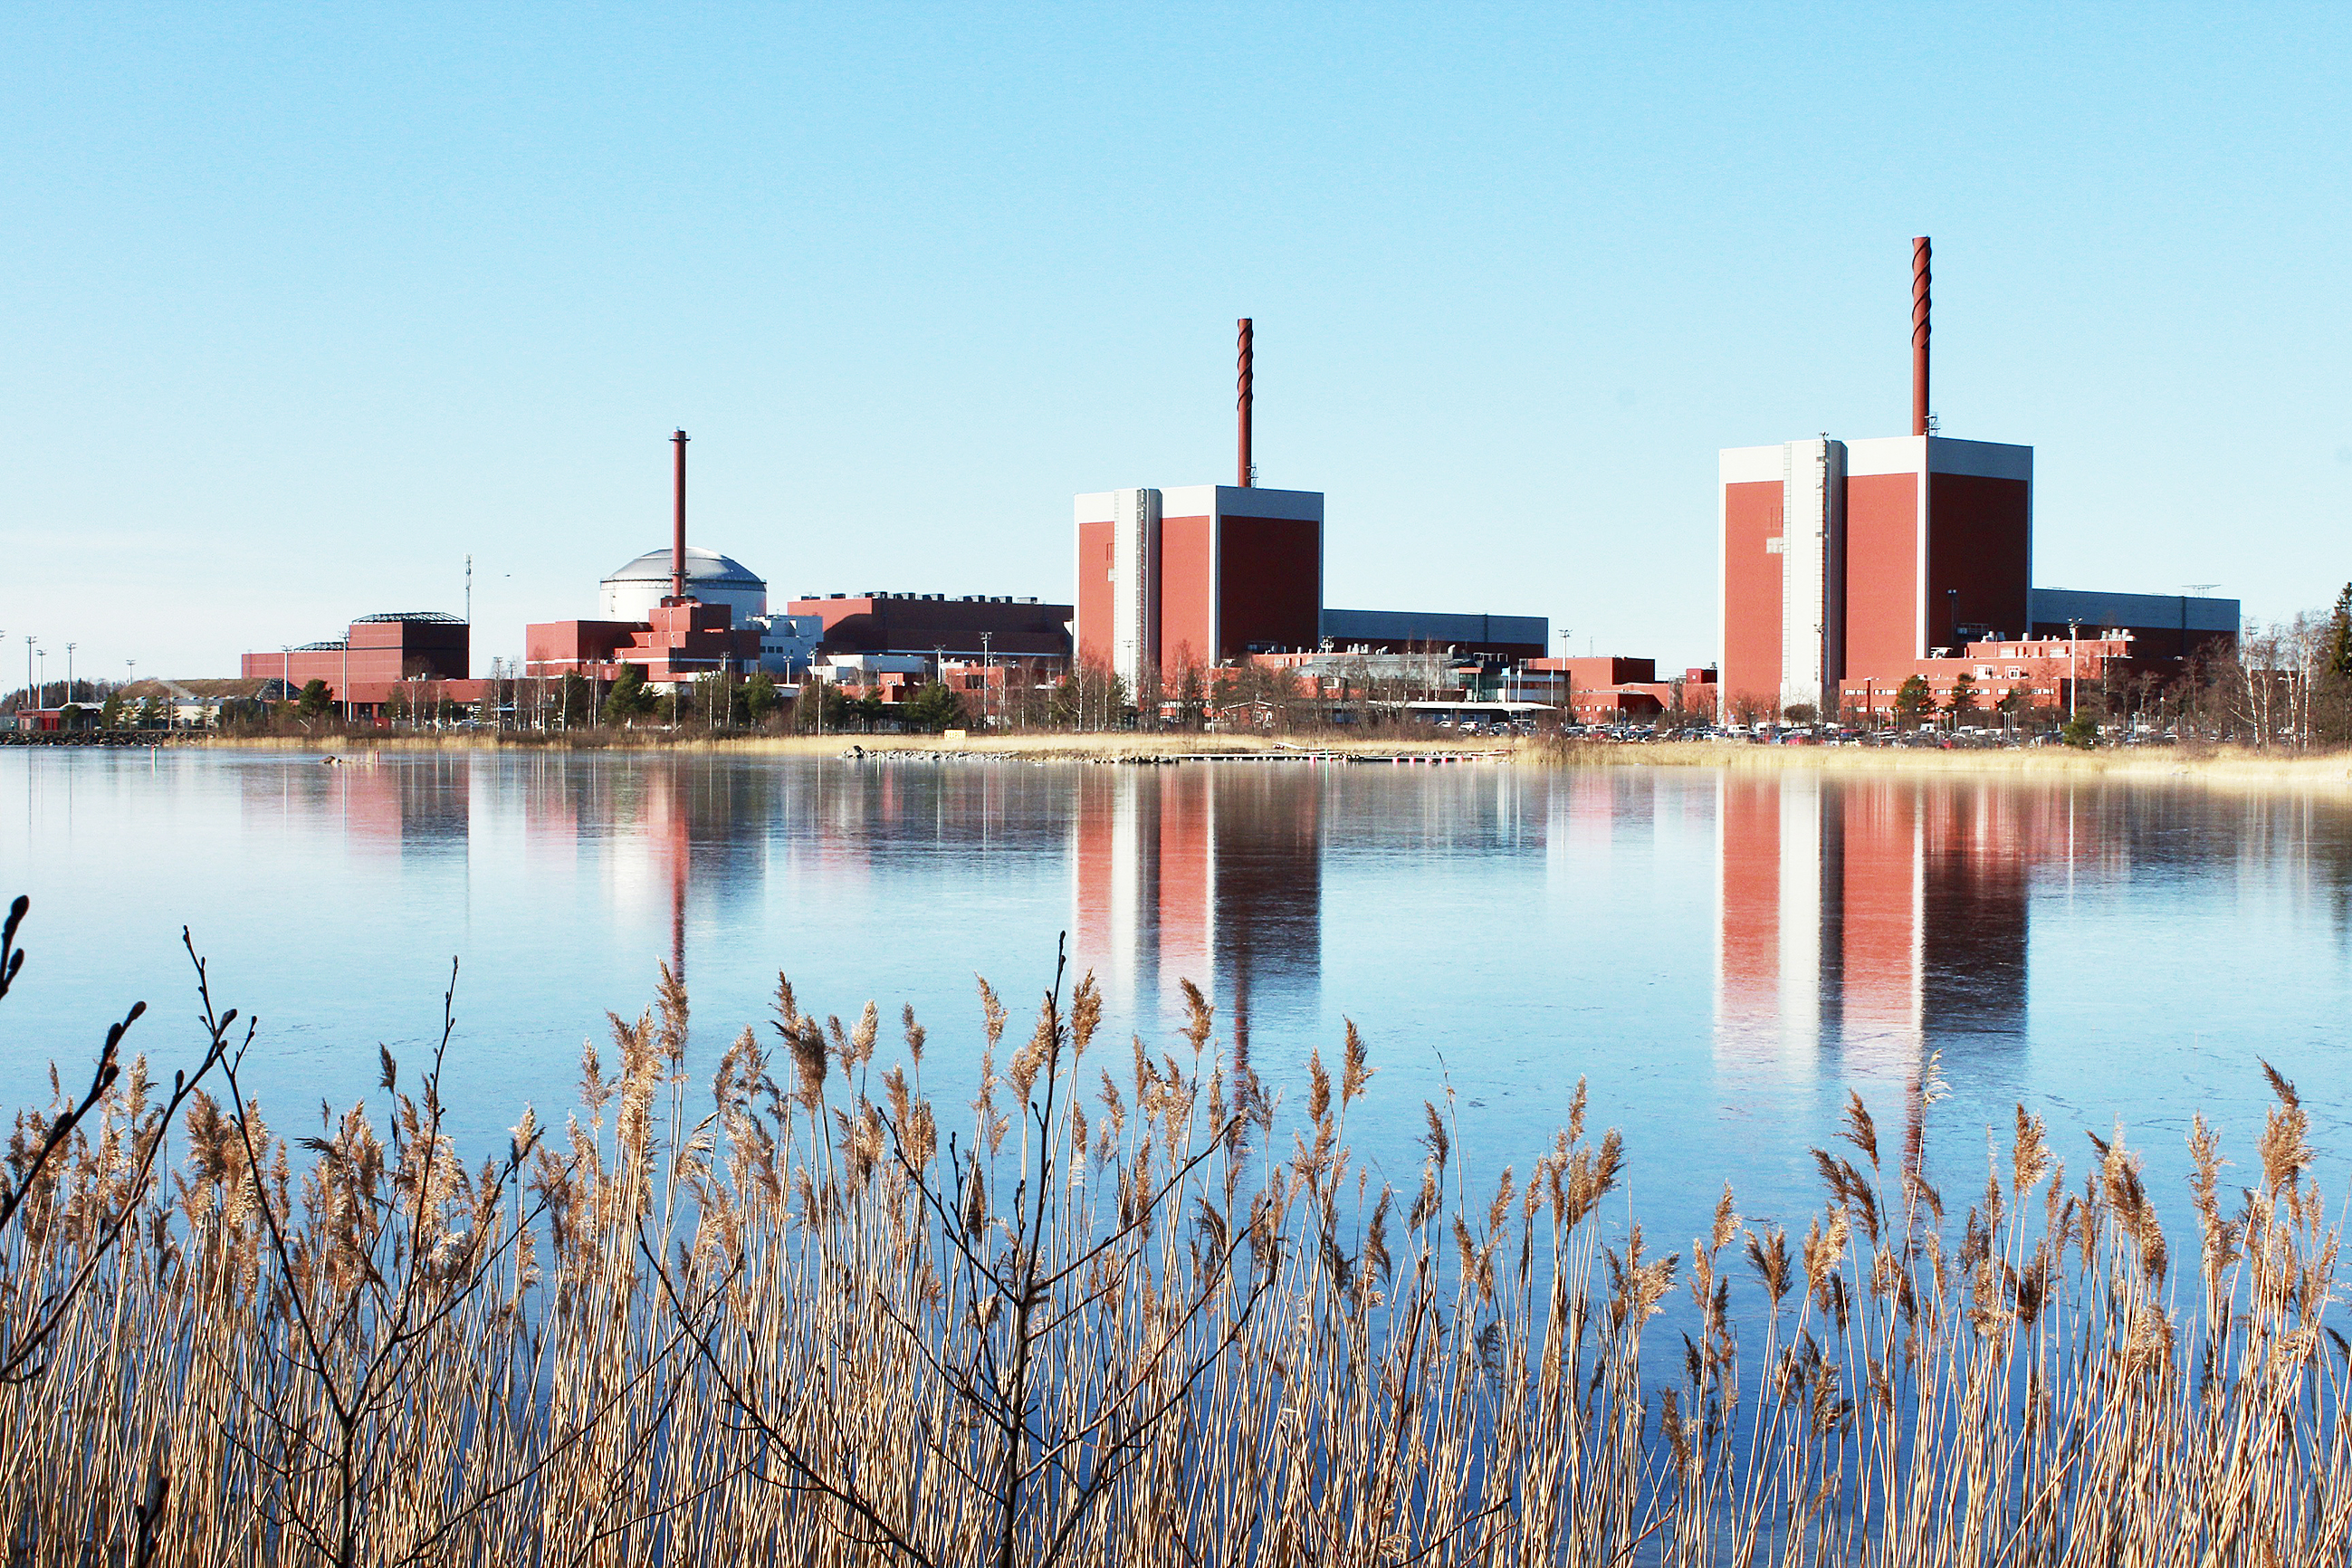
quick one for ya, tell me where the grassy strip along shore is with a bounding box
[0,900,2345,1563]
[185,728,2352,784]
[194,730,1513,762]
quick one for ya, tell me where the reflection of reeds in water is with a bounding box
[3,951,2347,1563]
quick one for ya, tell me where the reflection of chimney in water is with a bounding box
[656,768,689,1031]
[1716,775,2039,1078]
[672,839,686,999]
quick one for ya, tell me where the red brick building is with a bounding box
[1513,657,1718,722]
[524,601,760,684]
[1838,633,2133,721]
[786,592,1071,661]
[1719,435,2033,721]
[1075,484,1324,687]
[1714,241,2237,727]
[239,613,483,713]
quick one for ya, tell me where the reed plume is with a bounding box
[0,906,2345,1563]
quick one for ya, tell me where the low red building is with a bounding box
[239,613,483,715]
[1511,658,1717,722]
[524,601,760,684]
[787,592,1072,662]
[1838,634,2133,721]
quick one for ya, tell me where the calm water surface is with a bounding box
[5,750,2348,1244]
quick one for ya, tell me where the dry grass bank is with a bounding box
[2,923,2346,1564]
[184,731,2352,787]
[197,730,1515,762]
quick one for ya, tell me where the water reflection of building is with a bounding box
[1071,769,1321,1044]
[1716,775,2050,1075]
[243,755,793,1002]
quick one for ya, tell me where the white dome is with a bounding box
[600,546,768,623]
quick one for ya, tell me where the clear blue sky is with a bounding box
[4,4,2346,684]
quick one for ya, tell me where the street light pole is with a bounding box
[1554,628,1573,728]
[2068,622,2080,722]
[65,643,75,706]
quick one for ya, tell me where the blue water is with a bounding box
[5,749,2347,1248]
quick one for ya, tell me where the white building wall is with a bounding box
[1109,487,1160,691]
[1778,437,1845,713]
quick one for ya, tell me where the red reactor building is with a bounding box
[1073,482,1324,683]
[1075,320,1324,686]
[1717,239,2034,719]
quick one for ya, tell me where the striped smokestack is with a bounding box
[1237,318,1254,487]
[1911,237,1931,437]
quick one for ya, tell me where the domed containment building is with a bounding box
[599,547,768,623]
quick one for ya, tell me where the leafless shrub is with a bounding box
[0,937,2346,1564]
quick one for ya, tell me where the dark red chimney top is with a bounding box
[670,429,689,603]
[1911,238,1931,437]
[1237,319,1254,487]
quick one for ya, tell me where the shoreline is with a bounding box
[166,731,2352,784]
[1531,739,2352,786]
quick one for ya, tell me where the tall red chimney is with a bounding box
[1237,318,1254,487]
[670,428,689,602]
[1911,237,1931,437]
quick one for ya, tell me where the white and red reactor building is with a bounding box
[1718,239,2034,720]
[1073,483,1325,684]
[1074,320,1325,686]
[1716,238,2240,723]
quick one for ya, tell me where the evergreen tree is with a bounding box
[1944,671,1978,722]
[297,679,334,719]
[600,664,655,724]
[742,671,779,724]
[1893,675,1931,727]
[903,681,968,733]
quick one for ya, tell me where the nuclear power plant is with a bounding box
[195,243,2244,734]
[1717,238,2236,724]
[1075,318,1550,689]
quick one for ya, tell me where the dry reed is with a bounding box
[1,922,2346,1564]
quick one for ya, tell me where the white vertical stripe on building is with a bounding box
[1779,438,1845,713]
[1110,488,1159,689]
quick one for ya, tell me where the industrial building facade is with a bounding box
[1074,484,1324,687]
[239,612,481,713]
[1318,607,1548,660]
[1720,435,2033,717]
[1717,237,2235,724]
[2026,588,2239,664]
[788,591,1073,661]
